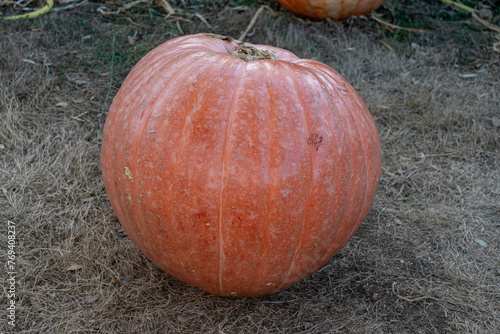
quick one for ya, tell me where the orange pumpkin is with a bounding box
[101,33,381,297]
[277,0,385,20]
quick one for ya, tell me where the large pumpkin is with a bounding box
[101,33,381,297]
[277,0,385,20]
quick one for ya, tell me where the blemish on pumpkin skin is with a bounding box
[125,194,133,206]
[305,133,323,151]
[125,166,133,182]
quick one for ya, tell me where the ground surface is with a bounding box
[1,0,499,333]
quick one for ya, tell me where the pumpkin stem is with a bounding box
[231,45,279,62]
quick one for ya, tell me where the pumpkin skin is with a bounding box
[277,0,385,20]
[101,33,381,297]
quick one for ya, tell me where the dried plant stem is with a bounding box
[392,282,480,312]
[471,12,500,33]
[0,168,11,175]
[156,0,174,17]
[370,13,425,33]
[439,0,475,13]
[439,0,500,33]
[239,6,270,42]
[195,13,212,29]
[1,0,53,20]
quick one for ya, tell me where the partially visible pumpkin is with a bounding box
[277,0,385,20]
[101,33,381,297]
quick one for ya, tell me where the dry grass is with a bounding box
[1,0,499,333]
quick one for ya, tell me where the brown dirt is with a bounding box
[1,0,499,333]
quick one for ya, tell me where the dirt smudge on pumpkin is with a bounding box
[305,133,323,151]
